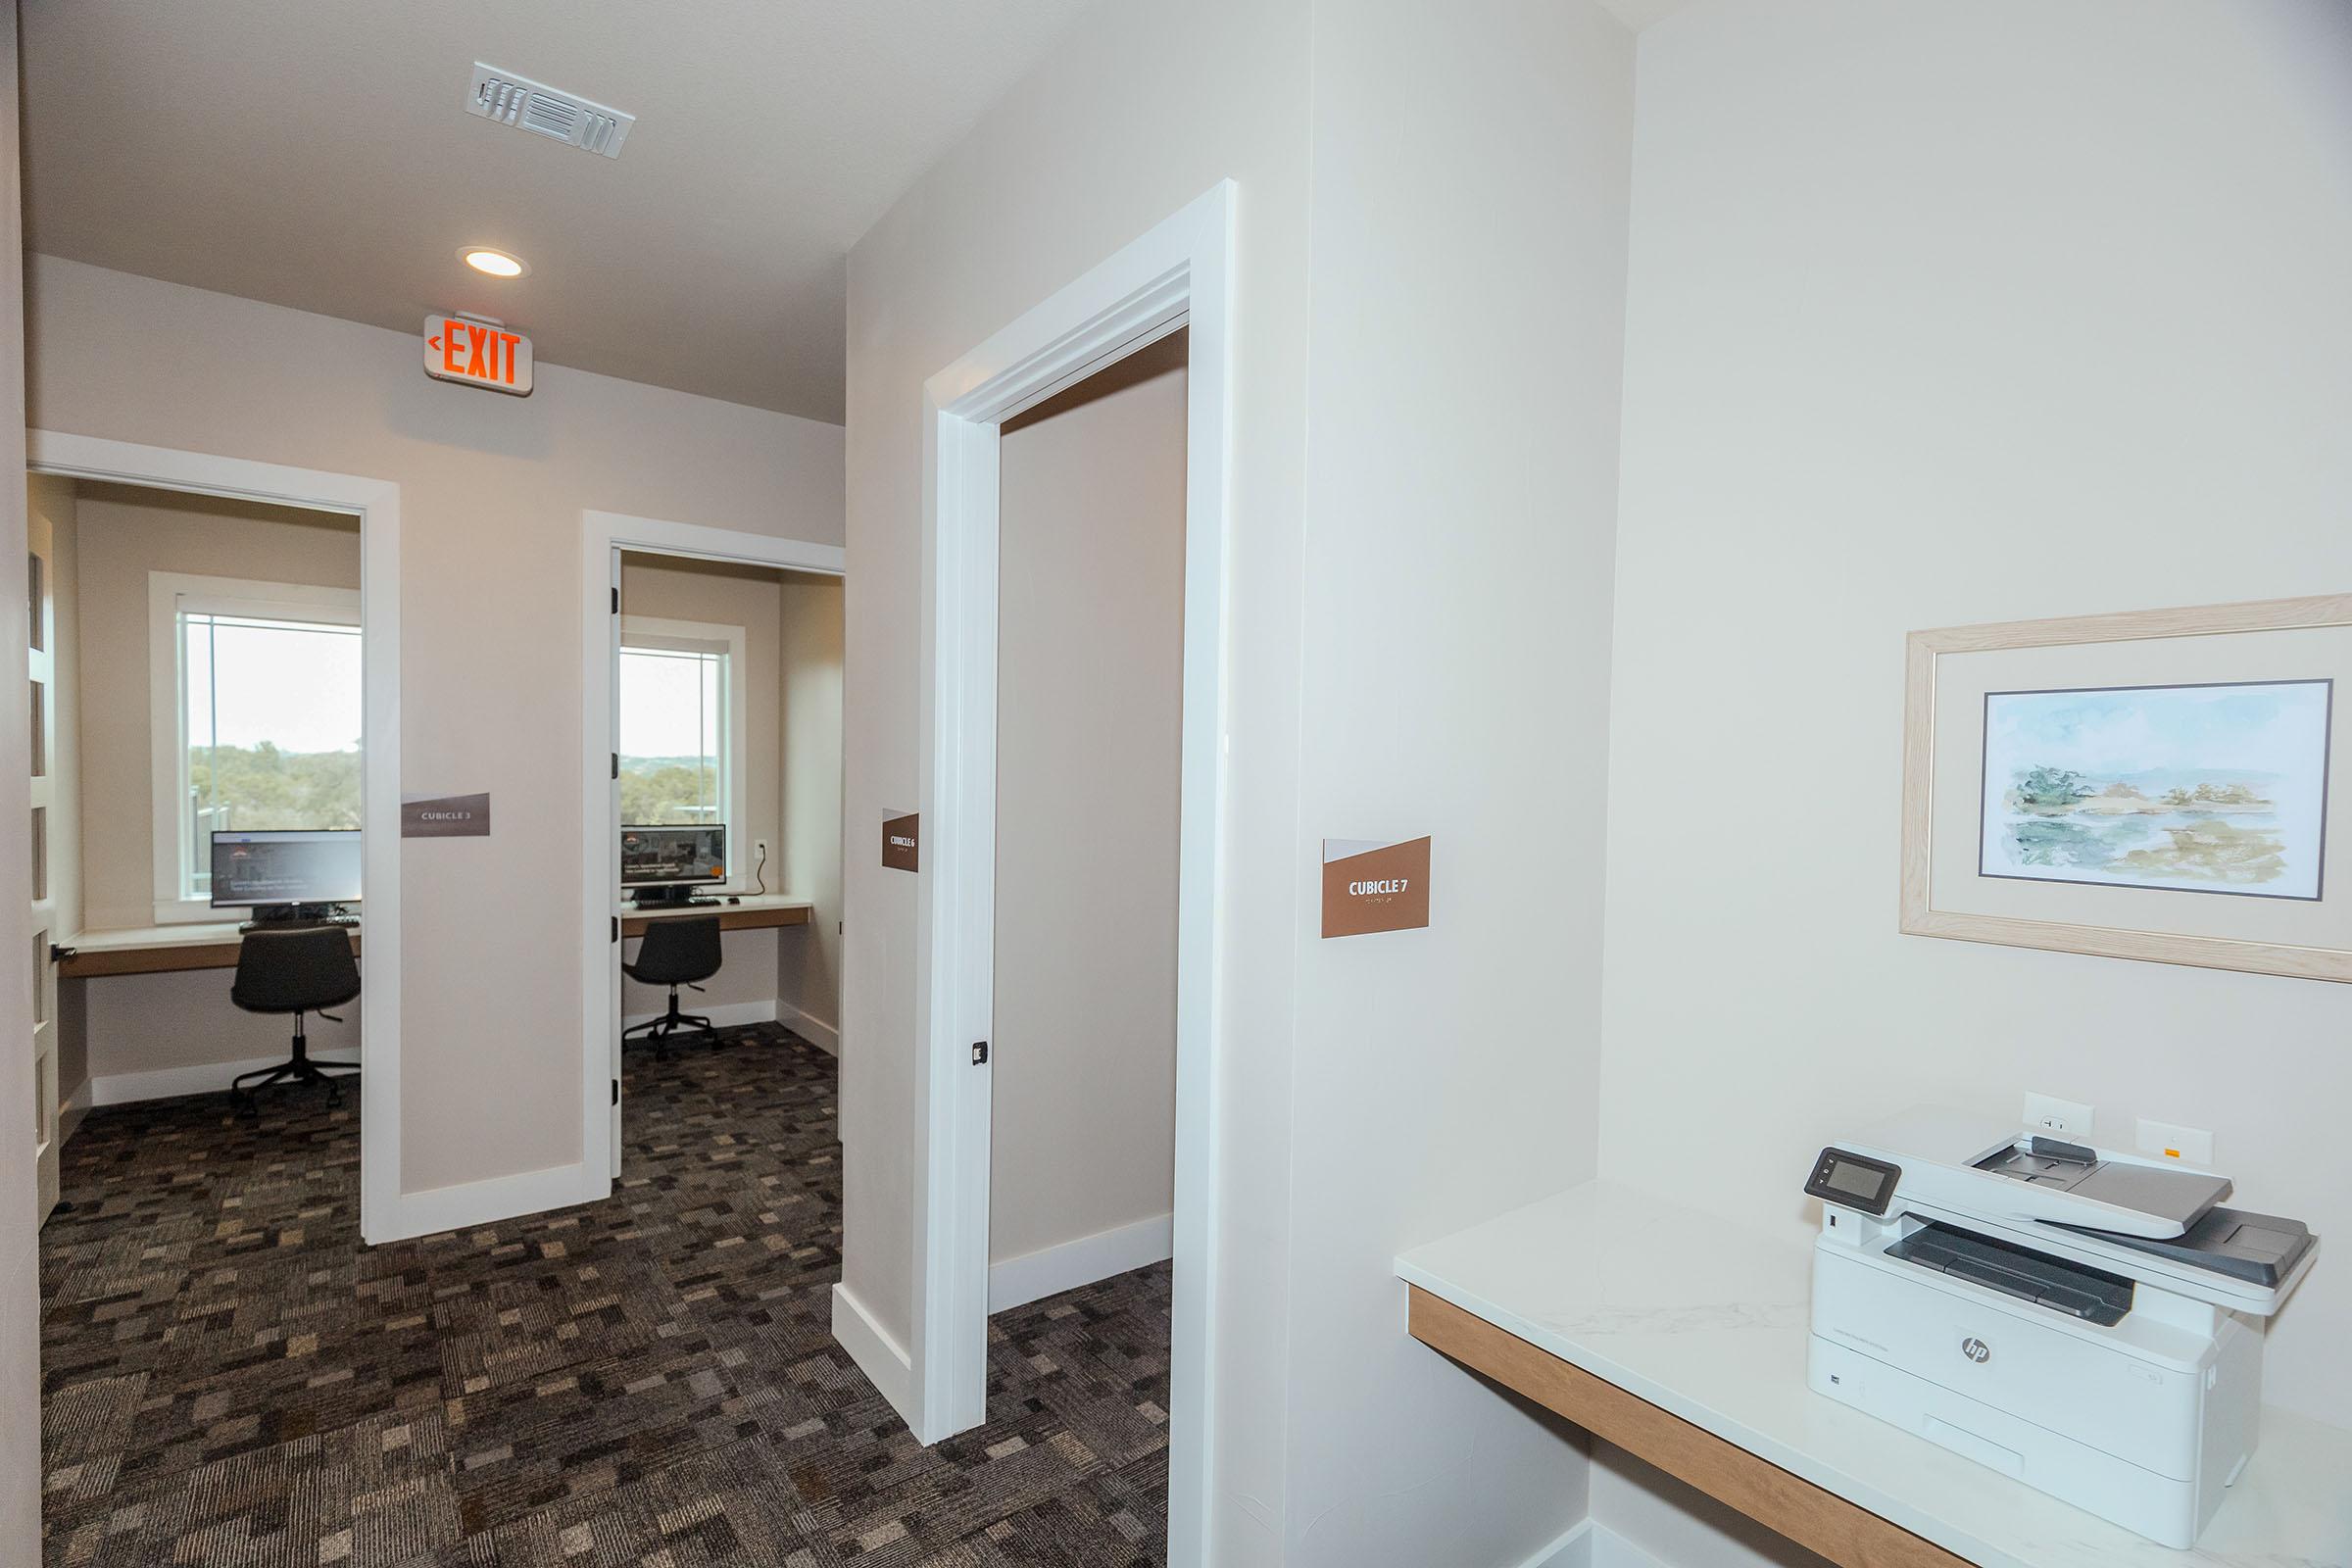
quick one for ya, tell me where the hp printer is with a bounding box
[1801,1106,2319,1547]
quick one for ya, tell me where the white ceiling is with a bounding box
[20,1,1100,421]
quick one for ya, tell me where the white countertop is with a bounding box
[1396,1181,2351,1568]
[68,918,347,952]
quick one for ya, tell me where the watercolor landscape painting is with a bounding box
[1979,679,2333,901]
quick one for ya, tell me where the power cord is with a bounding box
[754,842,768,896]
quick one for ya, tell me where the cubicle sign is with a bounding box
[402,792,492,838]
[1321,836,1430,938]
[423,314,533,396]
[882,811,920,872]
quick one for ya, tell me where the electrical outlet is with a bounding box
[2023,1092,2094,1139]
[2136,1117,2214,1166]
[754,838,770,865]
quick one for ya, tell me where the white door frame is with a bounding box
[908,179,1233,1566]
[577,510,844,1185]
[25,431,411,1242]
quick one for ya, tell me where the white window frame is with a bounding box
[149,571,363,923]
[616,613,751,892]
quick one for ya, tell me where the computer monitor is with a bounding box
[210,830,364,913]
[620,825,726,906]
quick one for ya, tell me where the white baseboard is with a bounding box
[620,999,776,1032]
[369,1159,606,1245]
[1513,1519,1596,1568]
[831,1281,914,1424]
[987,1212,1172,1313]
[58,1077,92,1144]
[90,1048,363,1107]
[775,1001,838,1055]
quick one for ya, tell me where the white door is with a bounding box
[28,504,60,1222]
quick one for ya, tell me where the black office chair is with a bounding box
[623,915,723,1056]
[229,925,363,1111]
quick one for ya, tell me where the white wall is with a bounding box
[27,256,844,1198]
[1601,0,2352,1432]
[1280,2,1633,1562]
[0,3,35,1551]
[989,341,1186,1279]
[841,0,1314,1557]
[777,573,844,1050]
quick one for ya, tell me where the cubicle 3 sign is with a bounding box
[423,314,533,396]
[401,792,491,838]
[882,812,920,873]
[1321,836,1431,938]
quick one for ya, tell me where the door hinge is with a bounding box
[612,1079,620,1105]
[971,1041,989,1065]
[49,943,76,964]
[612,586,620,613]
[611,752,619,779]
[611,916,619,944]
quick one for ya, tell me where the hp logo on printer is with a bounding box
[1960,1337,1992,1364]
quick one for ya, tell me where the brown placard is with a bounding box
[882,811,921,872]
[401,792,491,838]
[1321,836,1430,938]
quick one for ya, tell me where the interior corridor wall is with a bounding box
[26,256,845,1198]
[841,0,1313,1556]
[1600,0,2352,1427]
[988,339,1186,1290]
[1279,2,1634,1563]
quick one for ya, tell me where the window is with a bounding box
[150,574,362,915]
[618,616,747,881]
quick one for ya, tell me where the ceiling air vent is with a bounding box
[465,63,633,158]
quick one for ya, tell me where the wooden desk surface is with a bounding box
[1396,1181,2352,1568]
[616,894,813,938]
[63,896,816,977]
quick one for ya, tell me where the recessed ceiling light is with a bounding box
[461,247,528,278]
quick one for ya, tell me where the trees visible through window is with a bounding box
[617,643,729,829]
[180,609,363,897]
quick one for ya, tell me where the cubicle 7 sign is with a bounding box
[423,314,533,396]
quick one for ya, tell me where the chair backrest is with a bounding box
[231,925,363,1014]
[629,915,724,986]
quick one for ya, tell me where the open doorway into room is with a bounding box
[982,329,1189,1550]
[592,537,845,1186]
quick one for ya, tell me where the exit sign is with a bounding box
[424,314,533,396]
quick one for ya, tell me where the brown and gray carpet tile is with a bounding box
[39,1023,1171,1567]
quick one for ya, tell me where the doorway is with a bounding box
[23,432,406,1239]
[577,514,845,1187]
[909,182,1233,1567]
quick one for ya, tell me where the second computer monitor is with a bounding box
[620,825,726,892]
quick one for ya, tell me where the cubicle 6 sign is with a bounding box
[1902,594,2352,981]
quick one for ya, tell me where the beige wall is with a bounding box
[1,3,39,1552]
[75,484,361,930]
[844,0,1634,1560]
[27,255,844,1197]
[777,575,844,1045]
[843,3,1313,1557]
[988,343,1185,1272]
[1601,0,2352,1437]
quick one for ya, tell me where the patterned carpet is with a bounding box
[39,1024,1172,1567]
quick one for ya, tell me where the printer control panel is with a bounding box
[1805,1148,1901,1217]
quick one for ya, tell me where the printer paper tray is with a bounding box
[1886,1222,2133,1326]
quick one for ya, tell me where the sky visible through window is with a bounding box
[185,614,362,752]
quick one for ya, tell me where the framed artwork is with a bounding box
[1902,594,2352,982]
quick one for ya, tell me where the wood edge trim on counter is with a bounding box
[1406,1285,1971,1568]
[61,931,363,979]
[617,905,812,939]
